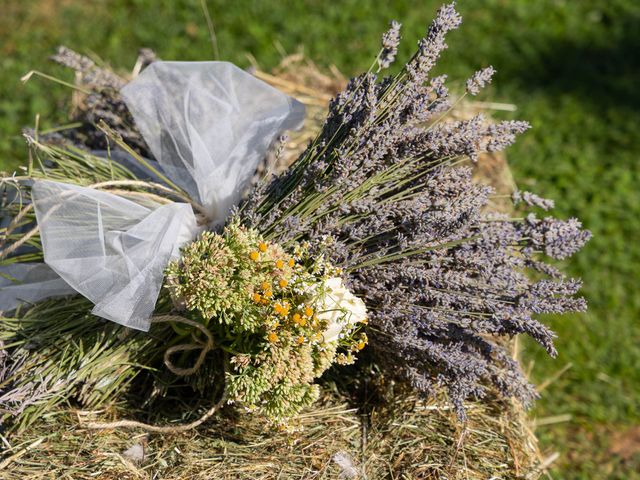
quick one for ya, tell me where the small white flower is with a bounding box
[318,277,367,343]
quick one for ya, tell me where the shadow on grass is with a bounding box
[504,15,640,113]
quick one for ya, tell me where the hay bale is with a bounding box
[0,387,545,479]
[0,53,549,479]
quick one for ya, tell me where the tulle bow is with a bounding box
[1,62,304,331]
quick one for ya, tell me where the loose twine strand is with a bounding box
[154,315,215,377]
[83,315,225,433]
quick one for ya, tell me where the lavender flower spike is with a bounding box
[466,66,496,95]
[379,20,402,70]
[512,190,555,211]
[407,3,462,83]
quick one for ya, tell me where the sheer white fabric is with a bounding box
[0,263,76,310]
[121,61,305,224]
[0,62,304,331]
[31,180,200,331]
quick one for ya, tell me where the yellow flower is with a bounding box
[258,242,268,252]
[275,259,284,269]
[279,279,288,288]
[252,292,262,303]
[261,281,271,291]
[263,289,273,298]
[304,307,314,317]
[249,251,260,261]
[292,313,307,326]
[357,341,366,350]
[297,336,305,345]
[274,303,283,315]
[288,258,295,268]
[268,332,278,343]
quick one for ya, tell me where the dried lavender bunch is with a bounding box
[0,342,63,420]
[0,298,167,431]
[25,46,154,156]
[239,2,590,416]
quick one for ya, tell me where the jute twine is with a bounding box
[83,315,224,433]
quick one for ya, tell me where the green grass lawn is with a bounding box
[2,0,639,477]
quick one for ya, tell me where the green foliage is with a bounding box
[225,341,328,421]
[167,228,251,325]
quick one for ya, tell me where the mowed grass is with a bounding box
[1,0,639,478]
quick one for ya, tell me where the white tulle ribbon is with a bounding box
[0,263,77,309]
[0,61,304,331]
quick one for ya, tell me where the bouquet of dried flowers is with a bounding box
[0,2,589,435]
[165,221,367,421]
